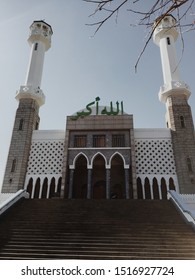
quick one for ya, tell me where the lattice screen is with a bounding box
[27,140,64,175]
[135,139,176,175]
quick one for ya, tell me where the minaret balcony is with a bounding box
[159,81,191,103]
[16,85,45,106]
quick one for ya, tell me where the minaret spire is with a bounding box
[153,15,195,194]
[153,14,190,105]
[16,20,53,106]
[2,21,52,193]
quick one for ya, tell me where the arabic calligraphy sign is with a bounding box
[71,97,124,120]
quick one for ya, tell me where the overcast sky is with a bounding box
[0,0,195,189]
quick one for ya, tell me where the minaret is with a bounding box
[153,15,195,194]
[2,21,52,193]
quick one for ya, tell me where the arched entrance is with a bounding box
[144,177,151,199]
[34,178,41,198]
[137,177,143,199]
[73,155,88,199]
[153,177,160,199]
[26,178,33,198]
[110,154,125,199]
[42,178,48,198]
[92,154,106,199]
[161,178,167,199]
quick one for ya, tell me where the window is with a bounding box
[167,37,171,45]
[34,43,38,50]
[112,135,125,147]
[93,135,106,147]
[19,119,24,130]
[187,157,193,173]
[11,159,16,173]
[74,135,87,147]
[35,121,39,130]
[180,116,185,128]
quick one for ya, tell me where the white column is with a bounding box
[25,41,46,88]
[158,178,162,200]
[46,177,52,199]
[141,178,146,199]
[150,178,154,200]
[31,179,36,199]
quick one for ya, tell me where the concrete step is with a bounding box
[0,198,194,259]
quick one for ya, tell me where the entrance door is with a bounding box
[92,155,106,199]
[73,155,87,199]
[110,154,125,199]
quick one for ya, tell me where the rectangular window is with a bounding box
[112,134,125,147]
[11,159,16,172]
[34,43,38,50]
[167,37,171,45]
[74,135,87,147]
[93,135,106,147]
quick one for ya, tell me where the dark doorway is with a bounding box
[92,154,106,199]
[73,155,88,199]
[110,154,125,199]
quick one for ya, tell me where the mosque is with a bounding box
[0,15,195,260]
[1,15,195,200]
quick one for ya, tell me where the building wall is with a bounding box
[2,98,40,193]
[134,128,178,199]
[167,94,195,194]
[24,130,64,198]
[62,114,136,199]
[23,119,179,199]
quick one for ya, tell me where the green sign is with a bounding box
[71,97,124,120]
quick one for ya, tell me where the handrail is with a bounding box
[0,190,29,216]
[168,190,195,227]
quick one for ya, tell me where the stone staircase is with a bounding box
[0,198,194,259]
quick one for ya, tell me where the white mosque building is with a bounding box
[1,15,195,202]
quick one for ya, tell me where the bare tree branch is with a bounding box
[83,0,195,69]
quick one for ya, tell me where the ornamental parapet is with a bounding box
[16,85,45,106]
[159,81,191,103]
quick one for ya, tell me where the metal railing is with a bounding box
[168,190,195,229]
[0,190,29,216]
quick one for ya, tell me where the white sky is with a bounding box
[0,0,195,189]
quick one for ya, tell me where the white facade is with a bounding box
[134,128,179,198]
[24,127,179,199]
[24,130,64,198]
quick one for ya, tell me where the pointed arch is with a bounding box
[91,152,107,168]
[110,153,125,199]
[73,154,88,199]
[42,177,48,198]
[137,177,143,199]
[109,152,127,168]
[161,177,167,199]
[26,178,33,198]
[152,177,160,199]
[92,154,106,199]
[169,177,176,191]
[49,177,56,198]
[72,152,89,168]
[144,177,151,199]
[34,178,41,199]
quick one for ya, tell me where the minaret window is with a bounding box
[187,157,193,173]
[34,43,38,50]
[11,159,17,173]
[166,37,171,45]
[35,121,39,130]
[180,116,185,128]
[19,119,24,130]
